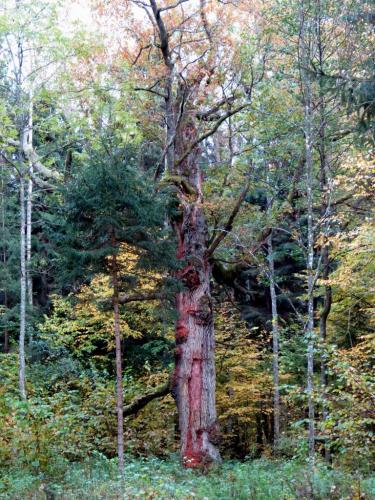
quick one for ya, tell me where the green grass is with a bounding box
[0,455,374,499]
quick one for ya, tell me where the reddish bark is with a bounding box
[171,118,221,467]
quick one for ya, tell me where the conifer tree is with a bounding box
[56,138,174,473]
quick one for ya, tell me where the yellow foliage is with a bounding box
[40,244,169,365]
[214,298,273,456]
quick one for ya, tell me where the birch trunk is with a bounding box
[305,89,315,462]
[318,104,332,463]
[19,173,27,400]
[26,174,32,308]
[26,97,33,314]
[299,0,315,461]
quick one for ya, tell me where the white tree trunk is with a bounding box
[299,0,315,461]
[26,174,32,307]
[26,97,33,339]
[19,174,27,400]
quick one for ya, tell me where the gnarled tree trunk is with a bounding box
[171,119,220,467]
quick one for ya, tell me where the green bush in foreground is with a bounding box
[1,455,374,499]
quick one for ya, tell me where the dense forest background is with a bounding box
[0,0,374,498]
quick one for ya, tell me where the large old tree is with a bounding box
[98,0,255,466]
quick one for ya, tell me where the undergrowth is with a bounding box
[0,455,374,499]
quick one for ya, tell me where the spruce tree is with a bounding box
[55,138,174,474]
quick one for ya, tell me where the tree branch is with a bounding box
[123,382,170,417]
[175,103,250,169]
[1,136,61,180]
[134,85,167,99]
[118,291,167,304]
[196,96,236,121]
[150,0,173,69]
[206,176,251,257]
[159,0,190,12]
[24,147,61,180]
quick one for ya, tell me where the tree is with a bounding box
[95,0,261,467]
[58,139,173,473]
[0,0,70,398]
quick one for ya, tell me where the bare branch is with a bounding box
[131,43,153,66]
[24,147,61,180]
[134,85,167,98]
[206,176,251,257]
[175,102,250,169]
[1,136,60,180]
[159,0,190,13]
[196,95,236,121]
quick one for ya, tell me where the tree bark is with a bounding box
[318,108,332,463]
[19,173,27,400]
[26,97,33,345]
[299,0,315,462]
[1,173,9,353]
[319,245,331,461]
[112,253,124,474]
[316,4,332,462]
[26,173,33,308]
[267,232,280,449]
[171,118,221,467]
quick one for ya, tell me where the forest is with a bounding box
[0,0,374,498]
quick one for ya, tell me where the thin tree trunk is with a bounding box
[306,93,315,463]
[3,286,9,353]
[316,2,332,461]
[26,172,33,304]
[299,0,315,461]
[112,253,124,474]
[26,97,33,345]
[19,174,27,400]
[267,232,280,449]
[318,112,332,463]
[1,172,9,353]
[26,97,33,309]
[318,161,332,461]
[171,118,221,467]
[319,246,331,461]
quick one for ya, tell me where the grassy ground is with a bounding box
[1,455,374,499]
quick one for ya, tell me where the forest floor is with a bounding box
[1,455,374,499]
